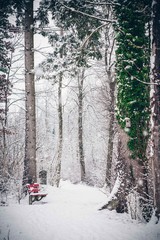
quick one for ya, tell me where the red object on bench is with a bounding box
[26,183,47,204]
[26,183,40,194]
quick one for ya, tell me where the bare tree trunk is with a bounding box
[78,69,85,182]
[1,79,8,178]
[102,6,116,190]
[23,0,37,184]
[52,28,64,187]
[105,78,116,189]
[150,0,160,222]
[104,32,116,189]
[0,80,8,199]
[54,71,63,187]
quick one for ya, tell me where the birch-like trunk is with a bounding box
[23,0,37,184]
[78,69,85,182]
[52,29,63,187]
[104,28,116,189]
[105,77,116,190]
[150,0,160,222]
[101,6,116,190]
[54,72,63,187]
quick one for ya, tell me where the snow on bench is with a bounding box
[26,183,47,205]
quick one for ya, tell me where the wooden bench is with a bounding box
[26,183,47,205]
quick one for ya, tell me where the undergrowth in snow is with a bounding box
[0,181,160,240]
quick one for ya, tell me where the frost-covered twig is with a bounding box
[60,3,116,23]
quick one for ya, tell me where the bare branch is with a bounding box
[80,23,110,49]
[60,3,115,23]
[85,1,120,6]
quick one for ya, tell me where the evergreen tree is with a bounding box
[112,0,152,220]
[0,1,13,191]
[0,0,37,185]
[150,0,160,223]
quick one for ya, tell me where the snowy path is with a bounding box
[0,181,160,240]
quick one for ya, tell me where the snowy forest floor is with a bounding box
[0,181,160,240]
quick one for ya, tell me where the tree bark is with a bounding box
[23,0,37,184]
[100,128,131,213]
[54,71,63,187]
[101,126,151,221]
[150,0,160,222]
[52,28,64,187]
[78,69,85,181]
[102,9,116,190]
[105,69,116,189]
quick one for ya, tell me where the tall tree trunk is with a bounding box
[103,0,151,222]
[1,66,11,181]
[150,0,160,222]
[1,81,8,178]
[0,43,12,193]
[78,69,85,181]
[23,0,37,184]
[104,19,116,190]
[54,71,63,187]
[53,28,63,187]
[105,77,116,190]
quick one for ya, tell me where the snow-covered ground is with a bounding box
[0,181,160,240]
